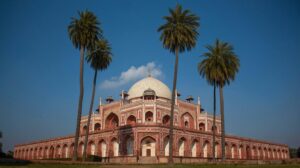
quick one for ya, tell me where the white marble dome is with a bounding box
[127,76,172,100]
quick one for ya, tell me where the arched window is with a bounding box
[94,123,101,131]
[145,111,153,122]
[111,138,119,157]
[163,136,169,156]
[98,140,107,157]
[88,141,96,155]
[78,142,84,157]
[215,142,221,158]
[191,139,199,157]
[181,112,194,129]
[231,144,237,159]
[162,115,170,126]
[55,145,61,158]
[246,146,251,159]
[82,125,87,134]
[184,121,189,128]
[62,144,68,158]
[203,140,211,158]
[105,113,119,129]
[127,115,136,125]
[199,123,205,131]
[69,143,74,159]
[178,138,186,156]
[49,146,54,159]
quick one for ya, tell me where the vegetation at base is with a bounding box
[290,148,300,158]
[0,163,300,168]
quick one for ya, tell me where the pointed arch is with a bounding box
[55,145,61,158]
[127,115,137,125]
[199,122,205,131]
[178,137,186,156]
[231,144,237,159]
[105,113,119,129]
[62,144,69,158]
[145,111,153,123]
[111,137,119,157]
[49,146,54,159]
[163,136,170,156]
[94,123,101,131]
[162,115,170,126]
[78,141,84,157]
[246,146,251,159]
[98,139,107,157]
[203,140,211,158]
[215,142,221,158]
[181,112,194,129]
[88,140,96,155]
[140,136,156,157]
[191,138,199,157]
[69,143,74,159]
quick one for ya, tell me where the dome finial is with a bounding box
[147,68,152,77]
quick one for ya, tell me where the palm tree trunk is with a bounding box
[83,69,98,161]
[73,46,85,161]
[220,85,225,161]
[212,82,216,160]
[168,47,179,165]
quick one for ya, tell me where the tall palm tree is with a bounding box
[82,39,112,161]
[198,48,220,161]
[68,10,101,161]
[158,4,199,164]
[199,39,239,160]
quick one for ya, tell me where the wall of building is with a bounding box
[14,98,289,162]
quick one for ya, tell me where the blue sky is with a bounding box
[0,0,299,152]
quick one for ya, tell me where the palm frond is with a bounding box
[198,39,240,87]
[158,4,200,53]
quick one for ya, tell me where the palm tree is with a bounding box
[198,58,217,160]
[82,39,112,161]
[199,39,239,160]
[158,4,199,164]
[68,10,101,161]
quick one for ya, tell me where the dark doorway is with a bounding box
[146,149,151,156]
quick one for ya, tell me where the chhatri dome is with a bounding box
[127,76,172,100]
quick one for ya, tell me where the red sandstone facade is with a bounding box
[13,77,289,163]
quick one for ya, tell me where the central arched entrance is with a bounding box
[141,136,156,157]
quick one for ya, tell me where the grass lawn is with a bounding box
[0,164,300,168]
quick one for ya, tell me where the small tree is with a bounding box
[289,148,297,158]
[6,151,14,158]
